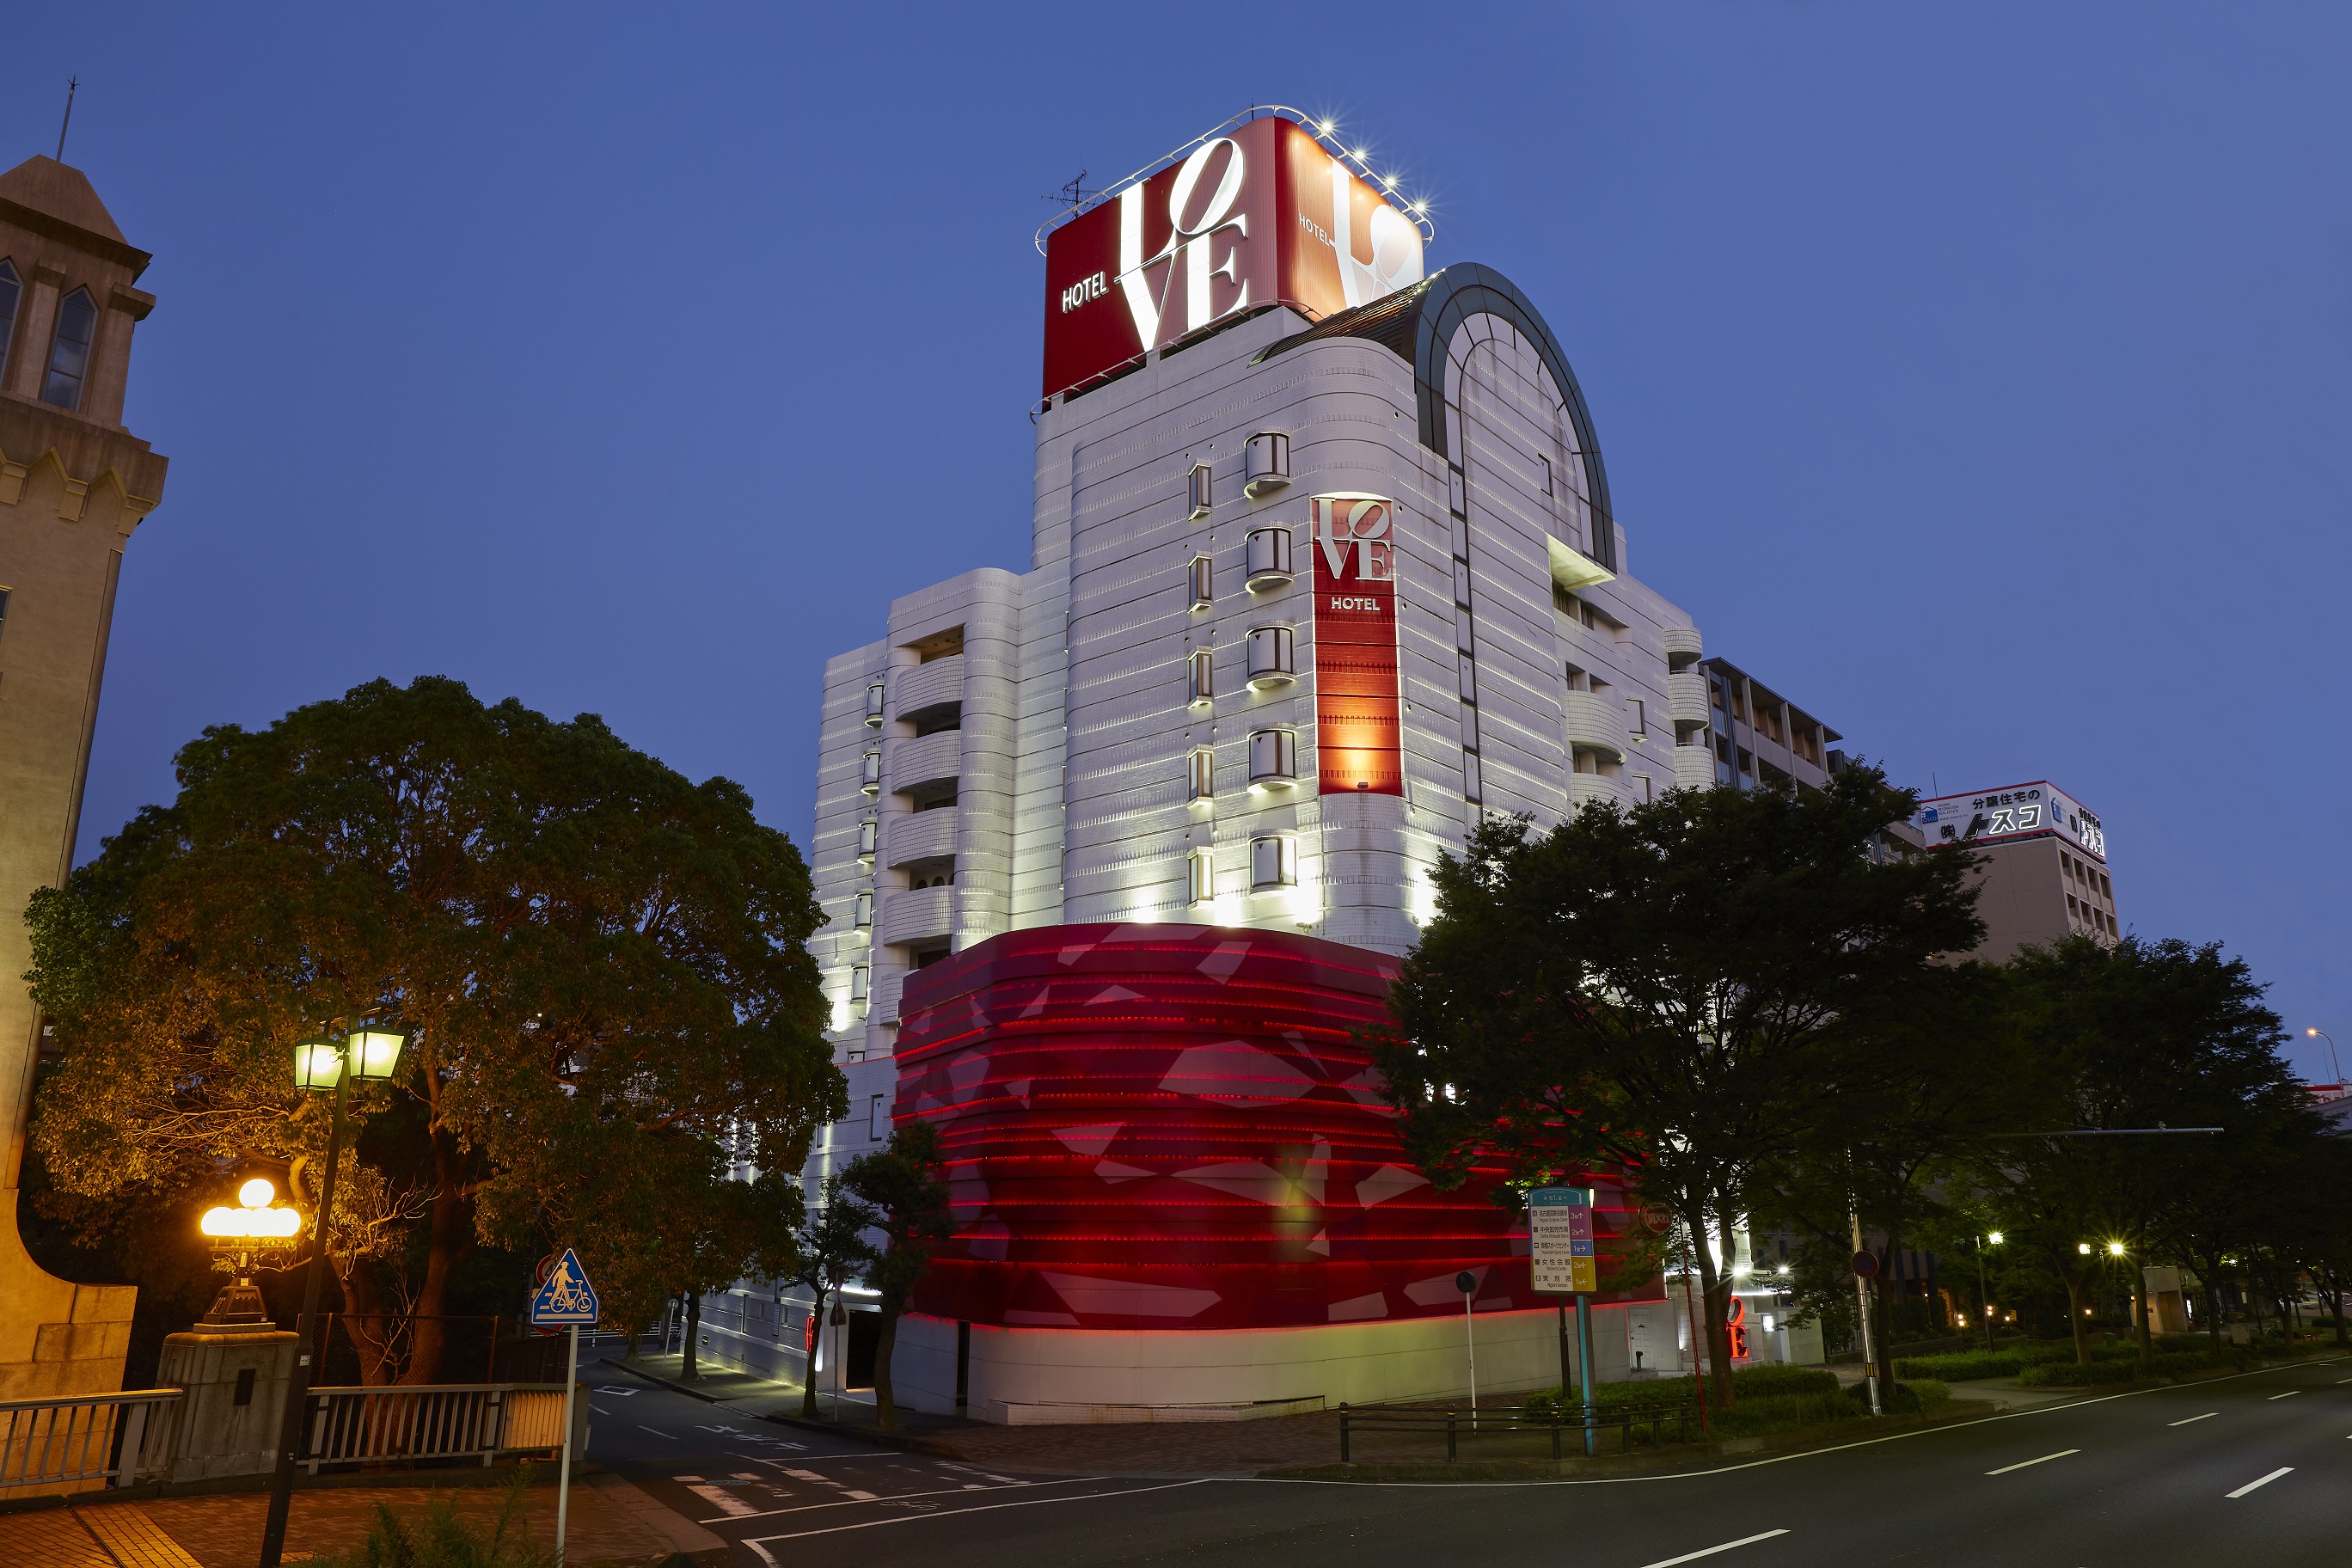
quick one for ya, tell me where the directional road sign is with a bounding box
[1530,1186,1599,1295]
[529,1247,601,1327]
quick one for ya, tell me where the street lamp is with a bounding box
[258,1020,410,1568]
[1975,1233,2004,1351]
[196,1179,305,1328]
[2306,1028,2343,1085]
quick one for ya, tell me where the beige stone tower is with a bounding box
[0,156,168,1397]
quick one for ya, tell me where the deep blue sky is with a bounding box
[8,5,2347,1077]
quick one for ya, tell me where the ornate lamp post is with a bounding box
[198,1178,304,1326]
[257,1021,409,1568]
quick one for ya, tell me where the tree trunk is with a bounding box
[337,1261,397,1387]
[1688,1216,1736,1413]
[2064,1271,2092,1364]
[2332,1284,2347,1347]
[799,1289,824,1419]
[401,1127,474,1386]
[873,1308,900,1432]
[2133,1265,2153,1361]
[683,1289,702,1381]
[2203,1266,2224,1354]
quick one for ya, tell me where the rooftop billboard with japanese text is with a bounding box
[1913,780,2106,862]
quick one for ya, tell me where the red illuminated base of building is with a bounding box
[885,923,1666,1418]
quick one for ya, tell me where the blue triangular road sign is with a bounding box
[529,1247,601,1326]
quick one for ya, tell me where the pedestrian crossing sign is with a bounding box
[528,1247,601,1326]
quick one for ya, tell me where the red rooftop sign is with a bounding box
[1042,116,1425,399]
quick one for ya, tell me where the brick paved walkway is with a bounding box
[0,1473,716,1568]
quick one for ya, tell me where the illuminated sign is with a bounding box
[1530,1186,1599,1295]
[1913,780,2105,861]
[1308,494,1402,797]
[1042,116,1425,398]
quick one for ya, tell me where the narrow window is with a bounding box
[1635,773,1653,804]
[0,261,21,383]
[1540,453,1554,496]
[1459,653,1478,707]
[1454,560,1473,609]
[849,965,870,1002]
[869,1094,886,1141]
[1244,432,1291,497]
[856,818,878,860]
[864,682,885,726]
[1187,848,1215,905]
[1189,554,1212,609]
[1463,752,1483,805]
[1246,528,1294,588]
[1250,835,1296,890]
[860,750,882,794]
[1187,462,1212,519]
[1187,648,1215,706]
[1188,746,1216,801]
[1629,699,1646,739]
[853,891,873,928]
[42,287,97,411]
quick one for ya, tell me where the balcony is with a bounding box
[885,806,957,870]
[1672,743,1717,792]
[888,730,961,798]
[1662,626,1704,663]
[1569,773,1632,814]
[1667,670,1710,726]
[892,654,963,720]
[1563,690,1629,763]
[879,885,953,948]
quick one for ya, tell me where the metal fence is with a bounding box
[1336,1399,1696,1462]
[0,1389,183,1494]
[299,1383,574,1475]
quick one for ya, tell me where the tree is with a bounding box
[841,1122,951,1432]
[578,1154,803,1380]
[785,1180,879,1420]
[27,677,844,1382]
[1987,936,2307,1363]
[1377,767,1981,1410]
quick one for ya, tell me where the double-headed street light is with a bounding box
[258,1020,410,1568]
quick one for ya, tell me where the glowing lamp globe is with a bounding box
[199,1178,303,1239]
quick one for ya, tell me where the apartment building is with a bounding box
[1912,781,2118,959]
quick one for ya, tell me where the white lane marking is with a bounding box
[637,1425,677,1438]
[597,1386,639,1395]
[1986,1449,2080,1476]
[2268,1391,2300,1400]
[2226,1467,2293,1498]
[687,1483,760,1516]
[843,1490,879,1501]
[700,1474,1098,1525]
[745,1479,1212,1543]
[591,1404,610,1416]
[1637,1529,1791,1568]
[2169,1412,2218,1427]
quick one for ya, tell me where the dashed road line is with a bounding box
[2169,1412,2217,1426]
[637,1425,677,1438]
[1637,1529,1790,1568]
[699,1474,1099,1526]
[742,1479,1212,1546]
[1986,1449,2079,1476]
[2226,1467,2293,1498]
[2268,1391,2300,1400]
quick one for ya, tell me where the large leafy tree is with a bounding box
[1377,767,1981,1409]
[27,677,843,1382]
[842,1122,950,1432]
[1981,936,2307,1362]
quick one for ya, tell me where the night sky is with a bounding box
[6,5,2345,1077]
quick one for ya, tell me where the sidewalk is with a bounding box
[0,1473,722,1568]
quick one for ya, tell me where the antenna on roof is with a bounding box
[1044,171,1099,210]
[56,77,78,162]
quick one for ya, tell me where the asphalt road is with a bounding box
[590,1354,2350,1567]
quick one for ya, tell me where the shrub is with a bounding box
[1906,1378,1953,1410]
[2017,1358,2141,1387]
[1895,1351,2026,1381]
[1729,1364,1841,1400]
[1846,1378,1926,1413]
[306,1484,549,1568]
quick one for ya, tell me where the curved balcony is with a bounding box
[888,730,962,797]
[1568,772,1632,814]
[879,885,953,948]
[1661,625,1704,662]
[885,806,957,870]
[892,655,964,720]
[1563,690,1629,763]
[1667,670,1710,727]
[1673,743,1717,793]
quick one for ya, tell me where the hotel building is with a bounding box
[717,111,1877,1419]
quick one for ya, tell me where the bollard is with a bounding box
[1446,1409,1457,1461]
[1339,1403,1351,1462]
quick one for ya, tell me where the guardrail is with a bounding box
[0,1389,183,1493]
[1335,1399,1695,1462]
[300,1383,576,1474]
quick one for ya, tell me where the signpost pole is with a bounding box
[555,1322,579,1565]
[1851,1206,1882,1417]
[1575,1295,1597,1456]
